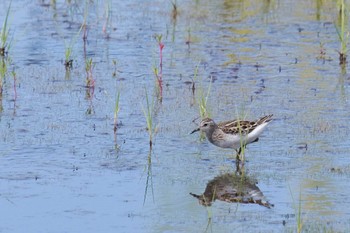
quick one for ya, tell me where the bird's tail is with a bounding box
[257,114,273,124]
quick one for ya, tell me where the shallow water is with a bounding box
[1,0,350,232]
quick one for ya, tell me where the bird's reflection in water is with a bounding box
[190,169,273,208]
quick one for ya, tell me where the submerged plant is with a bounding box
[0,2,12,56]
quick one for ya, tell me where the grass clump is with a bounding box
[63,24,83,69]
[335,0,348,65]
[197,76,212,119]
[0,2,12,56]
[85,58,95,88]
[142,89,158,148]
[288,185,304,233]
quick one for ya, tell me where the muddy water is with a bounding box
[1,0,350,232]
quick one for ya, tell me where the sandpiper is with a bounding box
[191,114,273,161]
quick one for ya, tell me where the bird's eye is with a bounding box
[203,123,208,127]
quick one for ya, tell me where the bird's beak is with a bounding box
[190,128,200,134]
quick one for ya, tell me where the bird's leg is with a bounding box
[235,148,241,162]
[236,145,247,163]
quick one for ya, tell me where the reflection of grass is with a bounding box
[204,206,213,233]
[0,57,9,95]
[143,149,154,205]
[11,70,17,100]
[204,189,214,233]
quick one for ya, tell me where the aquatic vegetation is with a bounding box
[113,91,120,135]
[64,47,73,69]
[289,185,304,233]
[153,67,162,100]
[153,34,164,100]
[85,58,95,88]
[197,76,212,119]
[155,34,164,72]
[82,1,89,43]
[84,58,95,114]
[171,0,178,20]
[0,57,9,96]
[63,24,83,69]
[82,1,90,62]
[0,60,6,94]
[11,70,16,101]
[335,0,348,65]
[112,59,118,77]
[142,89,158,148]
[186,28,192,48]
[193,73,211,141]
[190,61,200,95]
[193,64,215,120]
[0,2,12,56]
[142,90,158,204]
[102,0,112,38]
